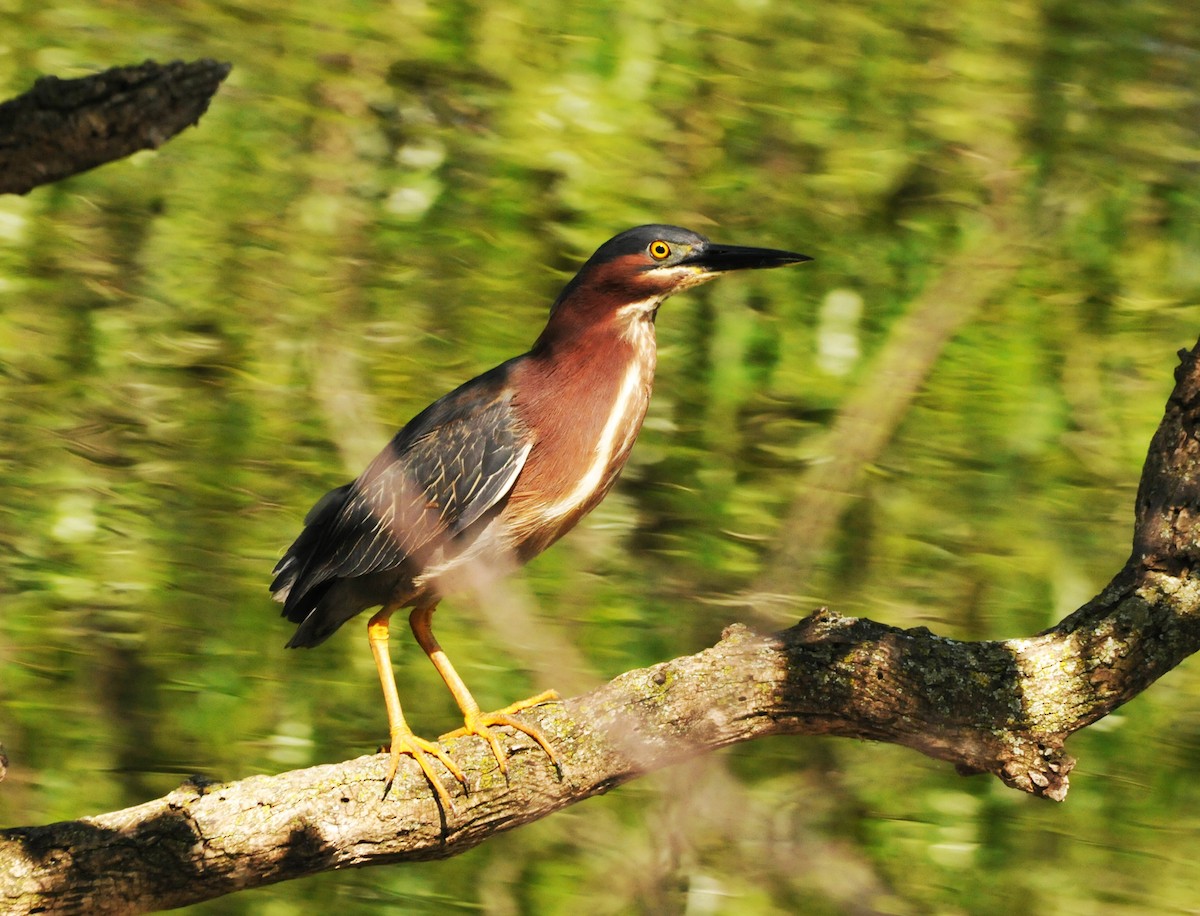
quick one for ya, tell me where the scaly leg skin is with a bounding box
[409,604,561,776]
[368,606,466,808]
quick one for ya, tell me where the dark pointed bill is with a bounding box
[685,243,812,273]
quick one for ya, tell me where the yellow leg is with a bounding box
[368,605,466,806]
[409,604,560,775]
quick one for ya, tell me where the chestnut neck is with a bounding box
[532,259,663,359]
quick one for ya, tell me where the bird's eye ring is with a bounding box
[649,240,671,260]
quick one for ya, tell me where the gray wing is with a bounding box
[272,383,531,622]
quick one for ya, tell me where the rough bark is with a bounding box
[2,337,1200,913]
[0,59,230,195]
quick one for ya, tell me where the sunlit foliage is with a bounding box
[1,0,1199,911]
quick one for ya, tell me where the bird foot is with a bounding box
[382,729,467,808]
[490,688,561,717]
[440,690,561,775]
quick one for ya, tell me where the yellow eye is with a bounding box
[649,240,671,260]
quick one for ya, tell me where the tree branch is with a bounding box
[0,59,231,195]
[3,338,1199,912]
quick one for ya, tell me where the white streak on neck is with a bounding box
[615,296,662,321]
[615,297,662,351]
[543,356,648,520]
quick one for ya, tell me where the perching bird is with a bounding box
[271,225,810,804]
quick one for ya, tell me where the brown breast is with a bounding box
[503,315,657,559]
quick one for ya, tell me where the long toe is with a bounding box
[490,689,560,717]
[441,706,560,776]
[385,731,468,807]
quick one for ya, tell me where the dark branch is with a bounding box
[0,59,231,195]
[2,338,1199,913]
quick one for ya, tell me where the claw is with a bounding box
[408,606,561,779]
[383,728,467,808]
[368,607,468,808]
[440,691,561,775]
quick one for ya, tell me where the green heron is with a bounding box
[272,225,810,805]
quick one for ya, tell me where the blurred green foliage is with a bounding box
[1,0,1199,912]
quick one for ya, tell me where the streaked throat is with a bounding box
[542,354,650,521]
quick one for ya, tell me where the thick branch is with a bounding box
[3,335,1200,912]
[4,566,1200,915]
[0,59,231,195]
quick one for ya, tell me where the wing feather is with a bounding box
[272,370,531,623]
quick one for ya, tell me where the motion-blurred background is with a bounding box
[2,2,1199,912]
